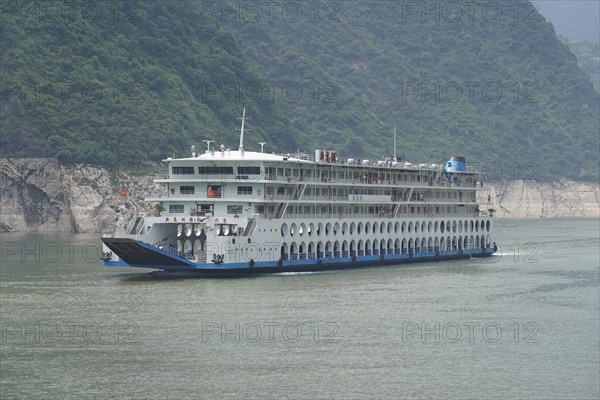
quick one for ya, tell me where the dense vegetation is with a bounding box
[562,38,600,92]
[1,0,598,181]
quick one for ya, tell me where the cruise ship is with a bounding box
[101,109,497,274]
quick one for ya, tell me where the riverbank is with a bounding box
[1,158,598,233]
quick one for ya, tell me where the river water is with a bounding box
[1,218,598,399]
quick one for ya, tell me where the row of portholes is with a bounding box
[280,219,492,238]
[280,235,492,259]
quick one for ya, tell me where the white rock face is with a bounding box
[478,180,600,218]
[1,158,598,232]
[1,158,162,233]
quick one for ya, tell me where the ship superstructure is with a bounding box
[101,109,496,274]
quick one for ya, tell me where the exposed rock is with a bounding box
[1,158,161,233]
[1,158,598,233]
[478,180,600,218]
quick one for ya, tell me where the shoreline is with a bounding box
[2,158,599,233]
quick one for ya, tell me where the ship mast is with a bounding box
[238,108,251,152]
[202,139,214,153]
[393,125,397,160]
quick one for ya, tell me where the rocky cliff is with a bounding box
[479,180,600,218]
[1,158,162,233]
[1,158,598,233]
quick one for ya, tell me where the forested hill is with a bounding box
[1,1,598,181]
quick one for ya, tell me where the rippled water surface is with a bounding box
[1,218,599,399]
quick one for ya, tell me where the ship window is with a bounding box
[227,205,243,215]
[207,186,222,198]
[198,166,233,174]
[237,186,253,195]
[169,205,184,214]
[180,186,195,194]
[172,166,195,174]
[238,166,260,175]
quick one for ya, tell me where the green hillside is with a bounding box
[0,0,299,164]
[1,0,598,181]
[561,38,600,92]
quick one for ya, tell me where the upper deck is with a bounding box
[158,149,480,189]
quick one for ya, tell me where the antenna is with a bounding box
[202,140,214,153]
[393,125,397,160]
[259,142,266,153]
[237,108,251,152]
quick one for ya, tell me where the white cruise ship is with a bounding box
[101,109,497,274]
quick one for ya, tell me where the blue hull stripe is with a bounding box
[103,240,497,274]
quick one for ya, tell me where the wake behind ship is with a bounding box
[101,109,497,275]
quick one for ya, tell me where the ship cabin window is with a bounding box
[194,203,213,216]
[265,167,276,180]
[198,166,233,174]
[180,186,195,194]
[238,166,260,175]
[227,205,243,215]
[237,186,253,195]
[207,186,222,198]
[172,166,195,175]
[169,205,184,214]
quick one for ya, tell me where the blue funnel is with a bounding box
[445,156,466,172]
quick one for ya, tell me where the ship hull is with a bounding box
[102,238,496,276]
